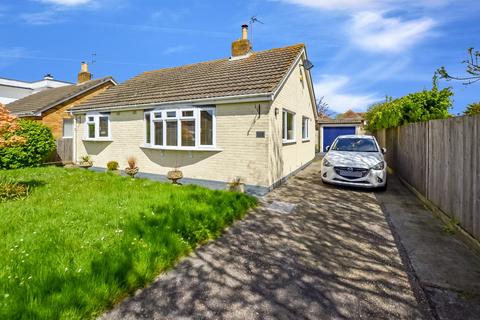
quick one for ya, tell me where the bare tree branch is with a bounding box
[437,47,480,85]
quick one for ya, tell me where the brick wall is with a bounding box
[75,102,271,187]
[41,82,114,139]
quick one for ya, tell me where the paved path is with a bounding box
[376,174,480,320]
[103,160,425,319]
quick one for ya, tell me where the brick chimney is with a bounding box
[77,62,92,83]
[231,24,252,57]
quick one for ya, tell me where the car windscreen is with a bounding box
[331,138,378,152]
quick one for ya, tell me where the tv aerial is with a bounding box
[249,16,264,48]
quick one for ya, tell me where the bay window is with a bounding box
[144,107,216,149]
[282,109,295,143]
[84,113,111,140]
[302,117,310,140]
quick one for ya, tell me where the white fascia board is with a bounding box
[271,47,318,118]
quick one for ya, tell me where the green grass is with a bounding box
[0,167,256,319]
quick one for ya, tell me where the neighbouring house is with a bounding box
[6,63,117,163]
[0,74,71,105]
[317,109,367,152]
[69,25,317,195]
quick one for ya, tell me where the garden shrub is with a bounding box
[0,120,56,169]
[107,160,119,171]
[365,76,453,131]
[464,102,480,116]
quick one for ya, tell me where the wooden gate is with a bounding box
[47,138,73,164]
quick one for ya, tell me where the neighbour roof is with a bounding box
[6,77,115,115]
[70,44,305,112]
[318,118,364,124]
[318,109,365,124]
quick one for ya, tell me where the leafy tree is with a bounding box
[365,76,453,131]
[437,47,480,85]
[464,102,480,116]
[0,103,26,148]
[0,120,56,169]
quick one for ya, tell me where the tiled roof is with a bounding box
[70,44,305,111]
[6,77,115,115]
[318,118,364,124]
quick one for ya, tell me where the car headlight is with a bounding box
[371,161,385,170]
[323,158,333,167]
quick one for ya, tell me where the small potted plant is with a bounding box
[106,160,120,175]
[79,155,93,169]
[167,168,183,185]
[227,177,245,193]
[125,156,139,178]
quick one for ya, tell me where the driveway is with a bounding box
[103,159,426,319]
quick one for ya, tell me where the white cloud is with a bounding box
[314,75,380,113]
[349,11,435,53]
[279,0,379,11]
[279,0,452,11]
[38,0,92,6]
[21,11,58,25]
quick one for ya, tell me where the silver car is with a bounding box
[321,135,387,190]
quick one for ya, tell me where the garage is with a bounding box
[322,126,356,151]
[316,111,366,153]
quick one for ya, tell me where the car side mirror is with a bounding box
[325,146,330,152]
[381,147,387,154]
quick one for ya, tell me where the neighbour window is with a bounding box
[84,113,111,139]
[144,107,215,149]
[282,109,295,143]
[302,117,309,140]
[62,118,73,138]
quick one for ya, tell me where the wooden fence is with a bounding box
[375,115,480,241]
[46,138,73,164]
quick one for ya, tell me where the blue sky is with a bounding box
[1,0,479,114]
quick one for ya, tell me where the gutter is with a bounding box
[69,92,274,114]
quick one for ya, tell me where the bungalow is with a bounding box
[6,63,116,162]
[70,25,317,195]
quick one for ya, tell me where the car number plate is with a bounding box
[339,170,363,178]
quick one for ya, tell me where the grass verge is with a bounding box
[0,166,256,319]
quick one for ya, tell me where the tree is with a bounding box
[464,102,480,116]
[316,96,333,118]
[0,103,26,148]
[437,47,480,85]
[365,76,453,131]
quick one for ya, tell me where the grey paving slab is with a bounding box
[375,174,480,320]
[102,160,425,320]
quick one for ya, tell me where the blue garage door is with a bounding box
[323,126,356,151]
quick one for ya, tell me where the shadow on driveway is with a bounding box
[103,160,426,320]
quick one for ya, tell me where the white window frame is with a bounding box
[282,109,296,144]
[302,116,310,141]
[143,106,217,151]
[83,112,111,140]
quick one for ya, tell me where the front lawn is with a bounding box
[0,167,256,319]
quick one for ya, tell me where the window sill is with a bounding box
[282,140,296,145]
[140,144,222,152]
[302,139,310,143]
[82,138,113,142]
